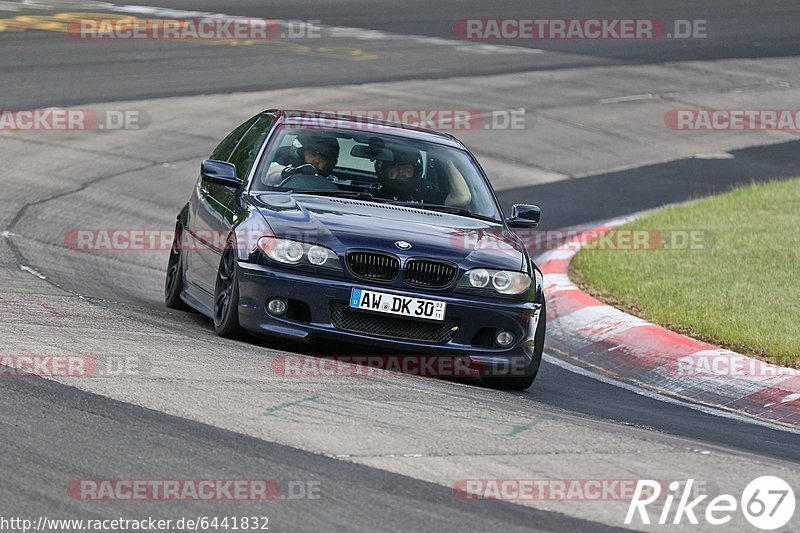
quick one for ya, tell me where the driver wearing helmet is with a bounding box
[375,144,471,207]
[265,132,340,185]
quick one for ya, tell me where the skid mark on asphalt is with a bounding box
[254,394,544,437]
[1,151,203,305]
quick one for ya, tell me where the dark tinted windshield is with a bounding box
[250,127,503,221]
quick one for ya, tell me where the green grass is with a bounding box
[571,178,800,363]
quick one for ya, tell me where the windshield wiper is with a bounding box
[291,190,389,203]
[388,202,502,224]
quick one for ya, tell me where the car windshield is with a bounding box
[250,127,503,222]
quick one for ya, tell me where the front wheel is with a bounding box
[480,302,546,391]
[213,241,246,339]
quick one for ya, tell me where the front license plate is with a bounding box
[349,288,446,322]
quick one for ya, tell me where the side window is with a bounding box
[228,116,273,179]
[210,116,259,161]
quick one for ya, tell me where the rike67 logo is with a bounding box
[626,477,795,530]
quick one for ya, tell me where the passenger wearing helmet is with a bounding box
[375,144,471,207]
[375,144,425,200]
[265,131,340,185]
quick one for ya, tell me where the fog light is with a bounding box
[267,298,288,316]
[495,330,515,348]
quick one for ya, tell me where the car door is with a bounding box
[185,116,258,303]
[207,113,274,261]
[187,115,274,307]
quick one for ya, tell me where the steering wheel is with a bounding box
[278,172,340,190]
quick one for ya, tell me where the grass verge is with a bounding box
[571,178,800,364]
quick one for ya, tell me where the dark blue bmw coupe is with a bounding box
[165,110,546,389]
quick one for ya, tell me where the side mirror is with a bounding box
[201,160,242,188]
[507,204,541,228]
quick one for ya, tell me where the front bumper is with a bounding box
[236,261,543,368]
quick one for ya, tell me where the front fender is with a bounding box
[176,202,190,227]
[233,209,274,261]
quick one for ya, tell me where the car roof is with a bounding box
[265,109,467,149]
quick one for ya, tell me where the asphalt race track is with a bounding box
[4,0,800,108]
[1,1,799,531]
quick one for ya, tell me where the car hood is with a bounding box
[249,194,526,271]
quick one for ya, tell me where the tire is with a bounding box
[213,241,246,339]
[165,223,190,310]
[481,301,546,391]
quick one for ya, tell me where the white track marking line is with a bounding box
[600,93,657,104]
[20,265,46,279]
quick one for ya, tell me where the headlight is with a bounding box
[492,271,513,291]
[307,246,329,265]
[257,237,341,270]
[458,268,531,295]
[468,268,490,288]
[276,240,304,264]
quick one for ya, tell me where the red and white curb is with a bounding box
[538,220,800,430]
